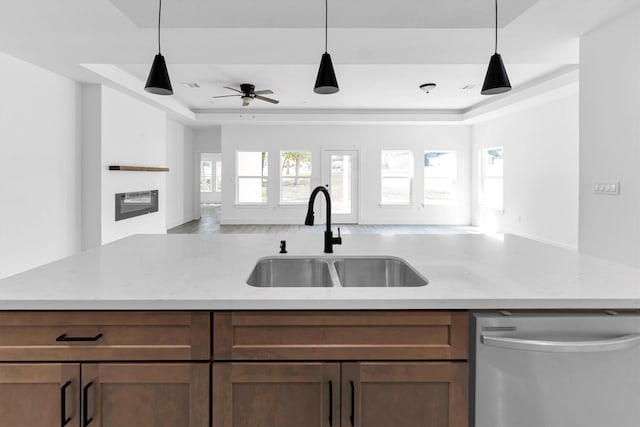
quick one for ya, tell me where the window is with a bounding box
[237,151,268,203]
[381,150,413,204]
[200,160,213,193]
[480,147,503,210]
[215,160,222,192]
[424,151,457,204]
[280,151,312,203]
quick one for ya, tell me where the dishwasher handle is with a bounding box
[481,333,640,353]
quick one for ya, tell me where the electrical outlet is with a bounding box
[592,181,620,195]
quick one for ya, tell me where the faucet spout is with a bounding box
[304,186,342,253]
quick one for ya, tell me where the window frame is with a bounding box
[215,160,222,193]
[236,151,269,205]
[200,160,213,193]
[279,150,313,205]
[380,150,414,206]
[479,146,504,211]
[423,150,457,205]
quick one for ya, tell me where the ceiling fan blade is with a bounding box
[212,94,241,98]
[253,90,274,95]
[223,86,244,94]
[255,95,280,104]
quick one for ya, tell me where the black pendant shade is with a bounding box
[144,0,173,96]
[314,0,339,94]
[481,0,511,96]
[314,53,339,94]
[145,54,173,95]
[481,53,511,95]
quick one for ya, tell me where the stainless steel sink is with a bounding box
[247,257,335,287]
[247,256,428,288]
[333,257,429,287]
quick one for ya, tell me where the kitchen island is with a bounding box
[0,233,638,427]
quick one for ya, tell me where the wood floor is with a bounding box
[167,204,481,235]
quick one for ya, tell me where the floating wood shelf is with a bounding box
[109,166,170,172]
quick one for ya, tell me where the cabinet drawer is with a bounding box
[213,311,468,361]
[0,311,210,361]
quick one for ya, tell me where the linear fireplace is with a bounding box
[115,190,158,221]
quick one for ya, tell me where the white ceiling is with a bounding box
[109,0,538,29]
[119,63,563,111]
[0,0,639,123]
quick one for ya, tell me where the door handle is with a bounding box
[349,380,355,426]
[60,381,72,427]
[83,381,94,426]
[57,333,103,342]
[328,380,333,426]
[481,333,640,353]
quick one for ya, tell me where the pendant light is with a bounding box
[314,0,339,94]
[145,0,173,95]
[481,0,511,95]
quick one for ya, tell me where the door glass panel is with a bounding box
[330,154,352,214]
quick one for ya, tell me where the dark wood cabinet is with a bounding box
[0,363,80,427]
[213,361,467,427]
[82,363,209,427]
[1,310,470,427]
[342,362,468,427]
[0,311,211,427]
[214,311,468,361]
[213,362,340,427]
[213,311,469,427]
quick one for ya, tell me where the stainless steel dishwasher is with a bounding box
[471,311,640,427]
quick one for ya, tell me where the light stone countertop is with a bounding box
[0,233,638,310]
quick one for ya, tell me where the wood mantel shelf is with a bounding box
[109,166,170,172]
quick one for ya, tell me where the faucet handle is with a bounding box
[333,227,342,245]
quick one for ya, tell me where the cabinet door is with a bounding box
[342,362,468,427]
[0,363,79,427]
[213,362,341,427]
[81,363,208,427]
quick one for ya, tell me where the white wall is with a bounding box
[200,153,221,204]
[221,125,471,225]
[0,52,82,279]
[82,85,170,246]
[192,127,222,216]
[166,119,195,229]
[579,9,640,267]
[100,87,168,244]
[471,90,580,249]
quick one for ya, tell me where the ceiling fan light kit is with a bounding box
[213,83,280,107]
[314,0,339,94]
[481,0,511,95]
[145,0,173,95]
[419,83,437,94]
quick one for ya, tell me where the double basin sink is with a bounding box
[247,256,429,288]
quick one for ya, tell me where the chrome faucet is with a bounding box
[304,186,342,253]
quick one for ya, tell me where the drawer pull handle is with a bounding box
[61,380,72,427]
[83,381,94,427]
[349,380,355,426]
[328,380,333,426]
[57,333,103,342]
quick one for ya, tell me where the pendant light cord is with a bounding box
[158,0,162,54]
[494,0,498,54]
[324,0,328,53]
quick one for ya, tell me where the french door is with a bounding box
[323,150,359,224]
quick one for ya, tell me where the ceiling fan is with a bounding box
[213,83,279,107]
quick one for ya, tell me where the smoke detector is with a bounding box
[419,83,437,94]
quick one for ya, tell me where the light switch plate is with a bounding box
[592,181,620,195]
